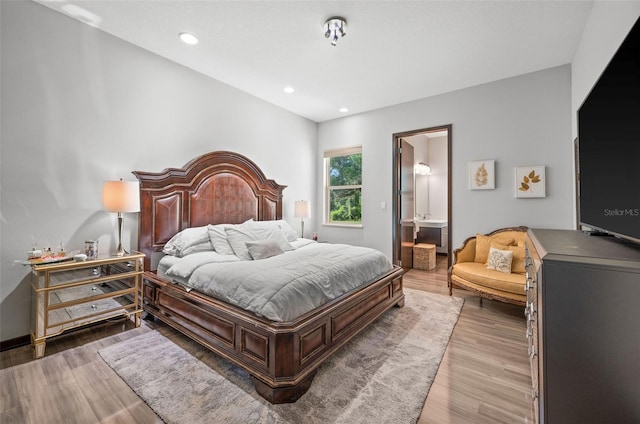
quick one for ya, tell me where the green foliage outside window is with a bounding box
[328,153,362,223]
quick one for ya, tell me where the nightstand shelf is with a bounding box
[30,251,144,358]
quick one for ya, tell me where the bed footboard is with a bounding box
[142,265,404,403]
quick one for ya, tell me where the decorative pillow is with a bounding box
[486,247,514,273]
[207,224,236,255]
[474,234,492,263]
[246,239,285,260]
[475,234,514,263]
[507,240,526,274]
[162,226,211,257]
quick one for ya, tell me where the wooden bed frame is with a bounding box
[133,151,405,403]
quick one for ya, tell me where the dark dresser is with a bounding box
[525,229,640,423]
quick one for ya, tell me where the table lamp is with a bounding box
[294,200,310,238]
[102,179,140,256]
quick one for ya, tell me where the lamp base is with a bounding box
[114,244,128,257]
[113,213,129,256]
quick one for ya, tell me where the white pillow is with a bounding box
[267,231,293,252]
[246,239,285,260]
[246,219,298,242]
[486,247,514,273]
[276,220,299,242]
[225,226,257,260]
[225,225,293,260]
[207,224,235,255]
[180,241,214,256]
[162,226,211,257]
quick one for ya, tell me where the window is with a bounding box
[324,146,362,225]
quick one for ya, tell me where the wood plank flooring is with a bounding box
[1,255,535,423]
[407,256,535,423]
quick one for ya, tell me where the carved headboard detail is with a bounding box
[133,151,286,270]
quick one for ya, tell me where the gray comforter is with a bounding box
[164,242,392,322]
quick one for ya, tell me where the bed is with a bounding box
[133,151,404,403]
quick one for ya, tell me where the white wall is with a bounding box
[318,65,574,258]
[0,1,316,341]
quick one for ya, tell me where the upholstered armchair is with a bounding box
[448,226,528,306]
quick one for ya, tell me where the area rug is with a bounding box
[98,288,463,424]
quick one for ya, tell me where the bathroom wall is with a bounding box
[409,134,448,222]
[425,135,448,221]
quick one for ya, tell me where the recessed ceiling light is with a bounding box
[339,107,349,113]
[283,86,295,94]
[179,32,199,45]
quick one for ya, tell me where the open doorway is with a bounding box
[392,125,452,269]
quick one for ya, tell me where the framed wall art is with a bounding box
[515,166,546,198]
[469,160,495,190]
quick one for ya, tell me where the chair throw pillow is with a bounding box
[475,234,514,263]
[486,247,514,273]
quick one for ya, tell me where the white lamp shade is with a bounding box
[102,180,141,213]
[294,200,310,218]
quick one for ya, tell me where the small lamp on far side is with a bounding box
[294,200,310,238]
[102,179,140,256]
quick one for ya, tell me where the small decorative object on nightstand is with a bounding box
[85,240,98,260]
[29,251,144,358]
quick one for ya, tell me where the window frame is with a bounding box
[323,146,363,227]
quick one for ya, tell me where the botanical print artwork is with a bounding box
[519,170,541,192]
[469,160,495,190]
[515,166,546,198]
[475,163,488,187]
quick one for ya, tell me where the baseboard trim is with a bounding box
[0,334,30,352]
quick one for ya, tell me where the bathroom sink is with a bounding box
[416,219,448,228]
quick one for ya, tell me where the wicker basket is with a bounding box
[413,243,436,270]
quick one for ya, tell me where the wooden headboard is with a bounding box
[133,151,286,270]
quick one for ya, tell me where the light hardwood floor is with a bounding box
[1,255,535,423]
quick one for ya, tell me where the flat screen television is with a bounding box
[577,17,640,244]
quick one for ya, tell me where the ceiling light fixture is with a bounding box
[324,17,347,46]
[179,32,199,45]
[339,107,349,113]
[283,86,295,94]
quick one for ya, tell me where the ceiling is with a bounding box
[36,1,594,123]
